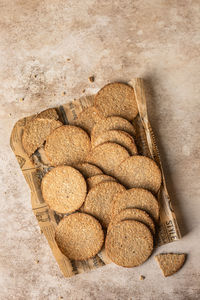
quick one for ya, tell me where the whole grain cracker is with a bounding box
[112,188,159,222]
[92,130,137,156]
[87,142,130,176]
[83,181,125,227]
[105,220,153,267]
[114,156,162,193]
[108,208,155,235]
[37,108,59,120]
[75,163,103,178]
[55,212,104,260]
[87,174,116,190]
[94,82,138,121]
[91,116,136,145]
[41,166,87,213]
[155,253,186,277]
[44,125,91,166]
[22,118,62,156]
[71,106,103,135]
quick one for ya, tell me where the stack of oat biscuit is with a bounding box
[22,82,162,267]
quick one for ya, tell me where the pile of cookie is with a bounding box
[22,82,162,268]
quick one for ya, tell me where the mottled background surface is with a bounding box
[0,1,200,299]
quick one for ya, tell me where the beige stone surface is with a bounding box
[0,1,200,299]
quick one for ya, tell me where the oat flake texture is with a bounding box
[44,125,91,166]
[114,155,162,193]
[91,116,136,145]
[22,118,62,156]
[155,253,186,277]
[83,181,125,227]
[112,188,159,222]
[71,106,103,135]
[92,129,137,156]
[108,208,155,235]
[87,174,116,190]
[94,82,138,121]
[75,162,103,178]
[87,142,130,176]
[105,220,153,267]
[55,213,104,261]
[41,166,87,213]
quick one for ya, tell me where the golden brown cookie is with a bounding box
[44,125,91,166]
[92,130,137,156]
[83,181,125,227]
[37,108,59,120]
[114,156,162,193]
[22,118,62,156]
[41,166,87,213]
[87,142,130,176]
[55,212,104,260]
[108,208,155,235]
[71,106,103,135]
[155,253,186,277]
[105,220,153,267]
[91,116,136,145]
[75,163,103,178]
[87,174,117,190]
[94,82,138,121]
[112,188,159,222]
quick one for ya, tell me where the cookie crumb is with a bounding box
[59,297,63,299]
[66,58,71,61]
[36,260,40,264]
[89,76,95,82]
[140,275,145,280]
[62,91,66,96]
[19,97,24,102]
[82,89,86,93]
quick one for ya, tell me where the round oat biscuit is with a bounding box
[41,166,87,213]
[92,130,137,156]
[22,118,62,156]
[44,125,91,166]
[75,163,103,178]
[55,212,104,260]
[87,142,130,176]
[71,106,103,135]
[87,174,117,190]
[108,208,155,235]
[83,181,125,228]
[112,188,159,222]
[114,156,162,193]
[91,116,136,145]
[105,220,153,267]
[94,82,138,121]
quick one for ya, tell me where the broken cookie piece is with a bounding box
[155,253,186,277]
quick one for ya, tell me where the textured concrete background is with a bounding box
[0,1,200,299]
